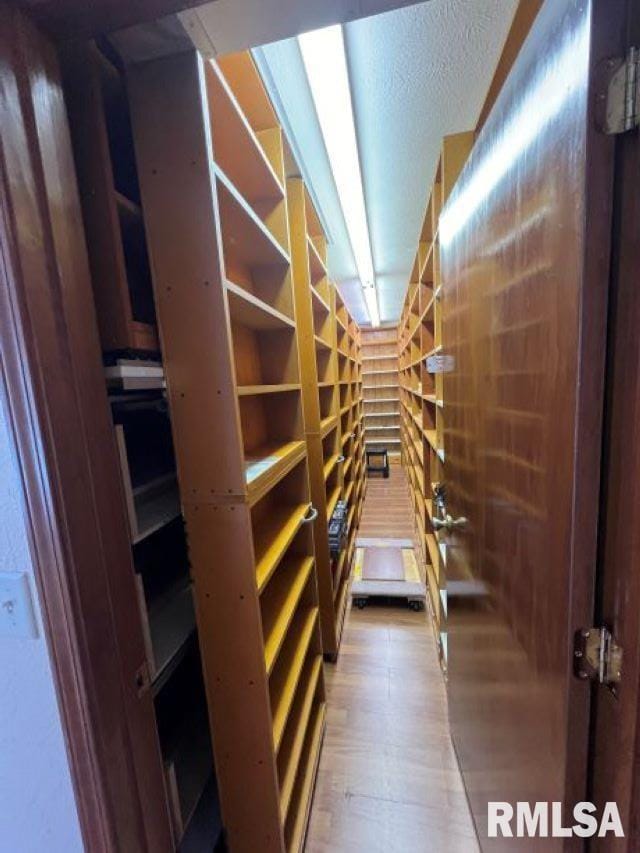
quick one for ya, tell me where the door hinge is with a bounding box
[574,626,623,688]
[600,47,640,135]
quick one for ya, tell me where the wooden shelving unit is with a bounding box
[62,42,159,352]
[64,37,364,852]
[286,169,364,660]
[334,283,366,620]
[125,47,364,853]
[361,327,401,460]
[62,42,222,850]
[399,131,474,670]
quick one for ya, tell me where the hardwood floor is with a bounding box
[358,463,414,540]
[305,466,479,852]
[305,606,478,852]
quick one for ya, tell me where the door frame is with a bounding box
[0,5,172,850]
[590,0,640,845]
[562,0,629,815]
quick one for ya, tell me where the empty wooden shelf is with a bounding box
[253,494,313,592]
[270,606,321,751]
[155,647,217,844]
[284,701,326,851]
[398,130,473,671]
[61,42,158,352]
[244,439,307,504]
[63,36,224,829]
[277,655,324,820]
[129,48,330,853]
[362,328,400,460]
[136,575,195,683]
[204,60,285,245]
[124,465,181,544]
[215,164,290,270]
[112,404,182,545]
[262,556,315,674]
[226,279,296,329]
[286,174,365,662]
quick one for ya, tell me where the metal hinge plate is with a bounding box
[574,626,623,689]
[600,47,640,135]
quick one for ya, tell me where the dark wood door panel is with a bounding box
[440,0,623,846]
[591,2,640,847]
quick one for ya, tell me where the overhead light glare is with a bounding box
[362,284,380,327]
[299,24,379,327]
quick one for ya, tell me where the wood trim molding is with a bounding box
[0,5,172,850]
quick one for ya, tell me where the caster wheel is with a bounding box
[355,598,367,609]
[409,601,423,612]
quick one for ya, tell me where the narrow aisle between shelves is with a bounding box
[304,466,477,853]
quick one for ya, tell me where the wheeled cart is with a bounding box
[351,542,427,611]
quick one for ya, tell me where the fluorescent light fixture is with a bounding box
[362,284,380,327]
[299,24,380,327]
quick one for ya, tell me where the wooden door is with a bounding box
[439,0,625,847]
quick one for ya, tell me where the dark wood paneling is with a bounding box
[440,0,623,846]
[591,2,640,848]
[592,119,640,850]
[0,5,172,850]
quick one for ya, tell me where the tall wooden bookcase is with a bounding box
[287,177,364,660]
[361,327,401,459]
[335,282,366,605]
[399,131,474,669]
[63,34,364,851]
[62,41,222,849]
[126,48,363,852]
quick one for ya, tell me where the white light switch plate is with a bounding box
[0,572,39,638]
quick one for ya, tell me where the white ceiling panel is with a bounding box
[344,0,518,321]
[181,0,421,56]
[232,1,518,324]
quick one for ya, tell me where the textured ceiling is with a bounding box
[182,0,419,56]
[257,0,519,324]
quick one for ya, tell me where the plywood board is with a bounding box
[361,546,404,581]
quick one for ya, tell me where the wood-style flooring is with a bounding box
[358,463,414,540]
[305,467,478,852]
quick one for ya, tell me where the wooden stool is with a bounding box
[366,447,390,478]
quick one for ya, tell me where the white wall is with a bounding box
[0,402,83,853]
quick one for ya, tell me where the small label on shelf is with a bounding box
[426,354,454,374]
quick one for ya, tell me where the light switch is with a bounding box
[0,572,39,638]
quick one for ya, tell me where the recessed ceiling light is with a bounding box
[299,24,380,327]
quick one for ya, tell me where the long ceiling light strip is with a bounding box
[299,25,380,326]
